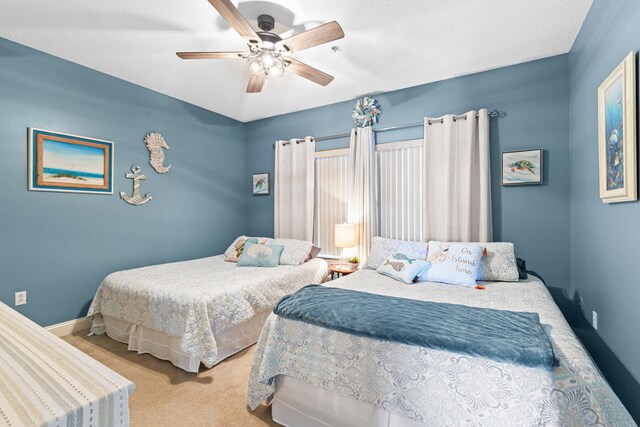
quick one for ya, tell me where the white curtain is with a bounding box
[347,126,378,263]
[422,109,492,242]
[274,137,316,241]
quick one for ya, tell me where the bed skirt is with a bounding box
[103,309,271,372]
[273,375,424,427]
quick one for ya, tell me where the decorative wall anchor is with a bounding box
[120,166,152,205]
[144,132,171,174]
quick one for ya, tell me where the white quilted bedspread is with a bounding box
[88,255,327,368]
[248,270,635,426]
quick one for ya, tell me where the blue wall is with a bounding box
[569,0,640,383]
[245,55,572,295]
[0,37,246,326]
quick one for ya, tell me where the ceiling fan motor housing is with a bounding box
[257,14,275,32]
[255,14,283,47]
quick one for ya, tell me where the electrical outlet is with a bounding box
[15,291,27,306]
[592,310,598,330]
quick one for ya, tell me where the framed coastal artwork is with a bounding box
[28,128,114,194]
[598,51,637,203]
[501,149,543,186]
[252,172,270,196]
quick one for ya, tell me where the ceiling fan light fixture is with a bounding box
[268,62,285,78]
[248,56,263,74]
[247,50,286,79]
[260,51,275,67]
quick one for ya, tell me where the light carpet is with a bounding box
[63,332,278,427]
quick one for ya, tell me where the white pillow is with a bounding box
[418,242,483,287]
[377,252,430,284]
[271,238,314,266]
[364,237,428,270]
[224,236,271,262]
[477,242,519,281]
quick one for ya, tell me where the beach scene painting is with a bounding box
[598,52,636,203]
[252,172,270,195]
[501,149,543,186]
[29,128,113,194]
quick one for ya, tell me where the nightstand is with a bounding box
[329,264,358,280]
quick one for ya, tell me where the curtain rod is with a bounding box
[274,109,504,147]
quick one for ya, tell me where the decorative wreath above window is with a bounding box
[352,97,381,128]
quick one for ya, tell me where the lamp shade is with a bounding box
[334,223,356,248]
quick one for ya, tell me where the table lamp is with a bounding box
[335,223,357,266]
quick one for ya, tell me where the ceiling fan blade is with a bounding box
[279,21,344,53]
[286,58,334,86]
[176,51,245,60]
[207,0,260,44]
[246,74,265,93]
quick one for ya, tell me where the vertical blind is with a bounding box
[313,139,423,256]
[376,140,423,242]
[314,150,349,257]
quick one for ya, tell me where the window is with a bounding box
[376,139,423,242]
[313,139,423,257]
[314,149,349,257]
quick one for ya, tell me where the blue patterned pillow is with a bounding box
[237,242,284,267]
[224,235,271,262]
[376,252,431,284]
[364,237,428,270]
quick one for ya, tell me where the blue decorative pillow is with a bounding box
[364,237,428,270]
[237,242,284,267]
[376,252,430,284]
[417,242,483,287]
[224,235,271,262]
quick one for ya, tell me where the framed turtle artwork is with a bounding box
[501,149,543,186]
[252,172,270,196]
[598,51,637,203]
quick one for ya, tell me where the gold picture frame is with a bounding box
[28,128,114,194]
[598,51,637,203]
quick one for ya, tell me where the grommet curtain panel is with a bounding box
[347,126,378,264]
[274,137,316,241]
[422,109,492,242]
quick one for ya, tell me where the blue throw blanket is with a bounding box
[274,285,556,369]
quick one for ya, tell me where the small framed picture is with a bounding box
[252,172,270,196]
[28,128,114,194]
[501,149,543,186]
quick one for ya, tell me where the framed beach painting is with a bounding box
[598,51,637,203]
[501,149,543,186]
[28,128,114,194]
[252,172,270,196]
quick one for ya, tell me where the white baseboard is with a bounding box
[46,317,91,337]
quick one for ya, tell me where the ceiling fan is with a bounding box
[176,0,345,93]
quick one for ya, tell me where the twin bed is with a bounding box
[88,253,327,372]
[86,237,635,426]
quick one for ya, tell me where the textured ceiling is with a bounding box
[0,0,592,122]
